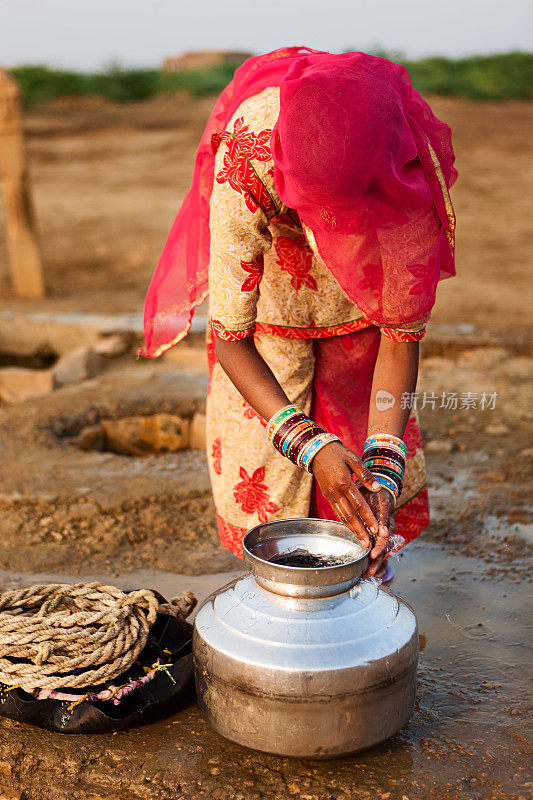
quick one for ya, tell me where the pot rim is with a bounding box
[242,518,371,591]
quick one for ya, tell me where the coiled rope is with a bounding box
[0,582,197,692]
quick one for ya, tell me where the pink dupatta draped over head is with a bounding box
[142,47,456,357]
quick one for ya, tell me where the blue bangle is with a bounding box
[372,473,399,501]
[299,433,341,472]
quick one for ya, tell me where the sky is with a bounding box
[1,0,532,71]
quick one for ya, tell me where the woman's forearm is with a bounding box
[215,336,420,439]
[367,337,419,439]
[215,334,382,543]
[214,336,289,422]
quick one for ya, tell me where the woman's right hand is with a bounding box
[311,442,382,548]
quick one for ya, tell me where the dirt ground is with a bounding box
[1,93,532,329]
[0,93,531,800]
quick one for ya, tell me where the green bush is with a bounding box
[10,61,244,107]
[403,52,533,100]
[9,65,91,106]
[10,52,533,107]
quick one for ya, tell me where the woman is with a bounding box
[143,47,456,580]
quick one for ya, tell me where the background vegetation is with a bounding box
[10,51,532,107]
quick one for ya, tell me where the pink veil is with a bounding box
[142,48,456,357]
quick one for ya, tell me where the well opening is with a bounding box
[0,346,58,369]
[52,407,206,456]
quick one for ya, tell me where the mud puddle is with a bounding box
[0,541,530,799]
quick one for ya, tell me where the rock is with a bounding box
[85,796,130,800]
[70,423,106,451]
[0,367,54,403]
[520,447,533,459]
[0,786,25,800]
[93,330,134,358]
[479,471,505,483]
[101,413,190,456]
[68,500,99,519]
[425,439,452,454]
[189,412,206,449]
[484,423,510,436]
[53,346,104,386]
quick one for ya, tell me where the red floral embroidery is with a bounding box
[242,400,267,427]
[406,264,431,296]
[211,438,222,475]
[216,513,246,558]
[274,235,318,291]
[358,262,382,301]
[240,257,263,292]
[233,466,279,523]
[271,210,301,231]
[216,118,275,215]
[211,132,222,155]
[221,117,272,162]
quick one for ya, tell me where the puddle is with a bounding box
[0,541,530,798]
[483,513,533,546]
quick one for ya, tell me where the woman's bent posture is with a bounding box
[142,47,457,579]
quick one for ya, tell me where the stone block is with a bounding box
[0,786,25,800]
[101,413,190,455]
[0,367,53,403]
[53,346,104,386]
[93,330,134,358]
[70,423,106,451]
[189,412,206,449]
[425,439,452,454]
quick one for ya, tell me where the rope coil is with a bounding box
[0,582,196,692]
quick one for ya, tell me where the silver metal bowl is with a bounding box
[243,517,370,598]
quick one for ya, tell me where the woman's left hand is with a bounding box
[359,487,396,578]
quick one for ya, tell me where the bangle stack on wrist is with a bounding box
[267,404,341,473]
[363,433,406,507]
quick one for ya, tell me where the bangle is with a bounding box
[365,434,407,459]
[363,433,406,505]
[267,404,303,440]
[372,477,398,507]
[363,458,404,479]
[266,406,341,471]
[362,446,406,469]
[281,419,315,456]
[298,432,341,473]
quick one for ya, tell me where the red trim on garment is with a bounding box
[255,317,372,339]
[380,326,427,342]
[210,318,256,341]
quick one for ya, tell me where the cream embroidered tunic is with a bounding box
[208,86,429,343]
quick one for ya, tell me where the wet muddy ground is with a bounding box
[0,332,531,799]
[0,542,530,800]
[0,93,531,799]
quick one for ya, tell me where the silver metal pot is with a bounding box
[193,518,419,758]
